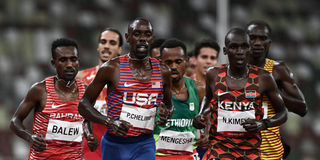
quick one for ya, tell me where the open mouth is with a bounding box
[137,45,148,52]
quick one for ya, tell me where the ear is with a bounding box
[51,59,55,67]
[119,47,123,54]
[125,33,129,43]
[223,47,227,55]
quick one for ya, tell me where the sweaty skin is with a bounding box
[247,23,307,117]
[78,19,173,136]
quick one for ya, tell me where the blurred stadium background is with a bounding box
[0,0,319,159]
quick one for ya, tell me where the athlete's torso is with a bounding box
[106,54,164,137]
[260,58,284,160]
[29,76,85,160]
[154,77,200,155]
[209,64,264,160]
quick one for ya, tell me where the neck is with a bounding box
[55,76,76,89]
[227,64,249,80]
[194,70,205,84]
[249,57,266,67]
[172,79,185,91]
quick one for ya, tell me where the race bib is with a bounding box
[120,104,156,132]
[217,109,255,137]
[262,102,268,119]
[157,130,195,155]
[46,119,83,142]
[94,100,107,116]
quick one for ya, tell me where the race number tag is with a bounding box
[94,100,107,116]
[46,119,83,142]
[217,109,255,133]
[120,104,156,131]
[157,130,195,154]
[262,102,268,119]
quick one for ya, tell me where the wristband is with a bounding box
[105,117,113,127]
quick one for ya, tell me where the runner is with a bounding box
[78,18,174,160]
[193,28,287,160]
[10,38,85,159]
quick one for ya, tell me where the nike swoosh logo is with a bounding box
[217,91,228,96]
[52,103,65,109]
[86,74,95,80]
[124,82,137,87]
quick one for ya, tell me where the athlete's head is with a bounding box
[160,38,187,83]
[224,28,250,68]
[51,38,80,81]
[149,38,165,60]
[97,28,123,64]
[246,20,272,60]
[126,18,154,59]
[194,39,220,76]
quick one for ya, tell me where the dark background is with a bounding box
[0,0,319,159]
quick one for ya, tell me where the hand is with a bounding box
[193,115,206,129]
[157,102,174,126]
[86,135,99,152]
[241,119,265,133]
[30,133,46,151]
[109,120,133,136]
[196,133,210,149]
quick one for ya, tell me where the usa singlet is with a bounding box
[106,54,163,136]
[154,77,199,157]
[206,65,264,160]
[28,76,85,160]
[80,66,108,160]
[260,58,284,160]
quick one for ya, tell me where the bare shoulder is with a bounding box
[99,57,120,73]
[206,66,220,77]
[27,80,47,101]
[273,61,291,75]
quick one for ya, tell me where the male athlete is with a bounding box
[78,18,173,160]
[191,39,220,86]
[153,38,205,160]
[193,28,287,160]
[77,28,123,159]
[10,38,85,159]
[246,20,307,160]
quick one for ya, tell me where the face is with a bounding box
[97,30,122,63]
[151,47,161,60]
[224,33,250,68]
[161,47,187,83]
[247,24,271,59]
[195,47,219,75]
[51,46,79,81]
[126,20,154,59]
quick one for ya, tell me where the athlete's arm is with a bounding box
[193,67,218,129]
[78,61,113,124]
[273,62,307,117]
[83,120,99,151]
[78,58,132,136]
[10,82,47,151]
[157,64,173,125]
[242,71,287,132]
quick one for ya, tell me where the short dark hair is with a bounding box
[194,39,220,57]
[98,28,123,47]
[149,38,165,52]
[246,20,272,35]
[225,27,248,45]
[51,38,78,59]
[160,38,187,56]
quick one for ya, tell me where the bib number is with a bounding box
[46,119,83,142]
[120,104,156,133]
[157,130,195,155]
[217,109,255,137]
